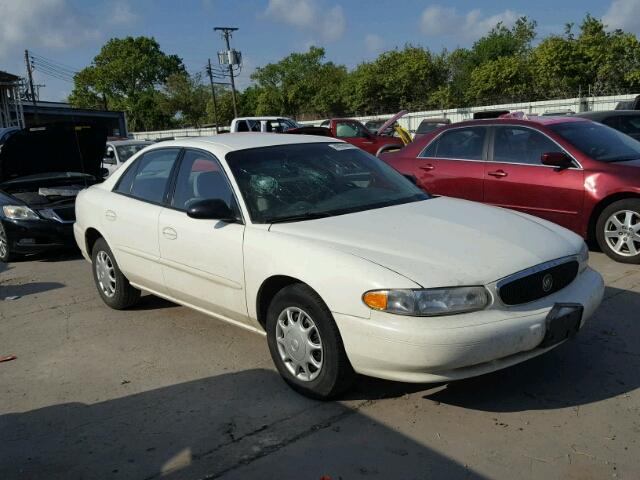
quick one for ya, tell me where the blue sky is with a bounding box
[1,0,638,101]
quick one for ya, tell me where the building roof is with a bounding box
[0,71,20,83]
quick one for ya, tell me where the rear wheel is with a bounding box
[596,199,640,264]
[266,283,355,399]
[91,237,140,309]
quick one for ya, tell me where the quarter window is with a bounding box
[116,148,179,203]
[421,127,487,160]
[171,149,235,210]
[493,126,562,165]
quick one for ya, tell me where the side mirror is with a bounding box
[105,148,115,158]
[187,198,237,222]
[541,152,573,169]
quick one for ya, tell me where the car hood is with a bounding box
[270,197,582,287]
[0,123,107,184]
[376,110,408,137]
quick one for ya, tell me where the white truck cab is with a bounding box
[230,117,299,133]
[102,140,153,177]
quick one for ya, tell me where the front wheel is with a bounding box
[91,237,140,309]
[266,284,355,399]
[0,222,17,263]
[596,199,640,264]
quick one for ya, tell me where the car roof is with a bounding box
[107,139,153,146]
[145,132,342,154]
[233,117,292,121]
[449,116,590,128]
[575,110,640,120]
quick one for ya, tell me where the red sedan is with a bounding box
[381,116,640,263]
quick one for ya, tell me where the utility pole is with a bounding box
[206,58,220,134]
[24,49,38,122]
[214,27,239,118]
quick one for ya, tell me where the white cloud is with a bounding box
[109,1,138,27]
[264,0,346,41]
[364,33,384,53]
[603,0,640,33]
[420,5,520,41]
[0,0,99,59]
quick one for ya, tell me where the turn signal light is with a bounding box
[363,291,388,310]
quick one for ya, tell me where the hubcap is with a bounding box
[95,251,116,297]
[604,210,640,257]
[275,307,323,382]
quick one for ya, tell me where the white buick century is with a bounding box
[74,134,604,398]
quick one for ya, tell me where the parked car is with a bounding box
[615,95,640,111]
[289,111,406,156]
[574,111,640,141]
[230,117,299,133]
[413,118,451,139]
[102,139,154,177]
[74,133,603,398]
[381,115,640,263]
[0,123,106,262]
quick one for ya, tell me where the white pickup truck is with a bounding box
[230,117,299,133]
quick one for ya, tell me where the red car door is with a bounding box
[334,120,377,155]
[412,126,488,202]
[483,125,584,233]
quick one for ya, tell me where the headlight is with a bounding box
[2,205,40,220]
[363,286,490,316]
[578,242,589,273]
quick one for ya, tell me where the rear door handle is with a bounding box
[162,227,177,240]
[105,210,116,221]
[488,170,508,178]
[419,164,435,171]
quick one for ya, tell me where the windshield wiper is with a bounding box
[267,211,333,224]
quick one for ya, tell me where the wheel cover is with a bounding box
[0,225,7,259]
[604,209,640,257]
[95,250,117,297]
[275,307,323,382]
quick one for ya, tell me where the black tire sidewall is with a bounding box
[596,199,640,264]
[0,222,12,263]
[266,284,353,399]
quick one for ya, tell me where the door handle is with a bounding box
[105,210,116,221]
[419,164,435,171]
[488,170,508,178]
[162,227,177,240]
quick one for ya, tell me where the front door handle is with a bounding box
[419,164,435,171]
[105,210,116,221]
[488,169,508,178]
[162,227,177,240]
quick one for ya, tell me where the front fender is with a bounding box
[243,226,420,321]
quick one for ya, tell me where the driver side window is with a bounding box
[170,149,235,211]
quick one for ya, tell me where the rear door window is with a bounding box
[116,148,180,204]
[420,127,487,160]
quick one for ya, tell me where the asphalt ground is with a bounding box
[1,250,639,479]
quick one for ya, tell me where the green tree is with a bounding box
[68,36,184,131]
[161,72,210,127]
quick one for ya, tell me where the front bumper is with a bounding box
[2,218,76,254]
[333,267,604,383]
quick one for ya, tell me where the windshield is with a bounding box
[549,121,640,162]
[116,143,150,162]
[225,143,429,223]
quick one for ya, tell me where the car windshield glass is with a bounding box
[116,143,150,162]
[549,121,640,162]
[416,122,447,134]
[225,142,429,223]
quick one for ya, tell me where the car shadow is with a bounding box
[421,286,640,412]
[129,294,179,311]
[0,369,484,480]
[0,281,65,299]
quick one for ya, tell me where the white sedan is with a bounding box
[74,134,604,398]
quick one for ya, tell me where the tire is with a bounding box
[266,283,355,399]
[596,198,640,264]
[0,222,16,263]
[91,237,140,309]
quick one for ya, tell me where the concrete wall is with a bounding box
[131,93,639,139]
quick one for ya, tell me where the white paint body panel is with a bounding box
[74,134,605,384]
